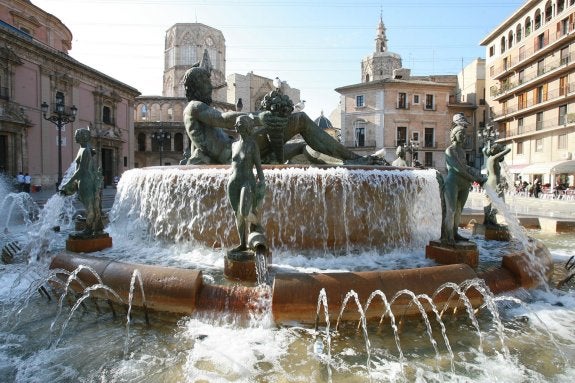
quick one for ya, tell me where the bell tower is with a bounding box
[361,14,402,83]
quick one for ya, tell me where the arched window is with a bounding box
[365,74,370,82]
[544,1,552,22]
[500,36,506,54]
[525,16,532,36]
[558,0,565,13]
[174,133,184,152]
[508,31,514,49]
[137,133,146,151]
[534,9,542,30]
[516,23,522,42]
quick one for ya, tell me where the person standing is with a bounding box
[24,173,31,193]
[16,172,24,192]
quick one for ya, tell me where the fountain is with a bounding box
[1,84,573,380]
[1,162,574,380]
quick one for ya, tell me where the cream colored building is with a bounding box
[0,0,139,187]
[481,0,575,189]
[336,17,484,173]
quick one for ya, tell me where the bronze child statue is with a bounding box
[59,127,104,237]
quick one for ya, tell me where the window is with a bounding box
[174,132,184,152]
[425,94,434,110]
[560,75,568,95]
[561,46,569,65]
[559,18,569,36]
[424,128,435,148]
[544,1,552,22]
[518,117,524,134]
[138,133,146,151]
[559,104,568,125]
[356,95,364,107]
[518,69,525,84]
[525,16,532,36]
[489,45,495,57]
[412,131,420,142]
[500,36,506,53]
[537,59,545,75]
[519,45,526,61]
[537,33,545,50]
[516,23,522,42]
[413,94,420,104]
[558,0,565,14]
[353,120,366,146]
[424,152,433,167]
[536,112,544,130]
[508,31,514,49]
[396,126,407,147]
[355,127,365,147]
[517,141,523,155]
[559,134,568,149]
[397,92,407,108]
[103,106,112,125]
[535,9,542,30]
[536,86,544,103]
[535,138,543,152]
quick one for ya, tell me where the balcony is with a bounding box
[503,115,575,140]
[493,82,575,121]
[491,52,575,101]
[491,27,575,80]
[422,141,438,149]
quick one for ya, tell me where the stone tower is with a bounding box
[361,15,402,82]
[162,23,226,101]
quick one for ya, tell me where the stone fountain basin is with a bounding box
[49,242,552,324]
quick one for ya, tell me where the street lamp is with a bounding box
[41,97,78,186]
[478,123,499,146]
[152,129,171,166]
[404,139,420,167]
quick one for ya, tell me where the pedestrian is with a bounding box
[16,172,24,192]
[24,173,31,193]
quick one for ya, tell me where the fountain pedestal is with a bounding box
[66,233,113,253]
[425,240,479,268]
[471,223,511,241]
[224,250,271,282]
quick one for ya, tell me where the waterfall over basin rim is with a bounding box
[110,165,442,252]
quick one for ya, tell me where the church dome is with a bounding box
[314,111,333,130]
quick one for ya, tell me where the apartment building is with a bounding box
[481,0,575,188]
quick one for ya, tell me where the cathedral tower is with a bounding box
[162,23,226,101]
[361,15,402,82]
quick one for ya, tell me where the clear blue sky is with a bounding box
[32,0,523,120]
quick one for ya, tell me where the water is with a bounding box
[1,172,575,382]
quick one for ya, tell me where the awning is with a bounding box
[520,160,575,175]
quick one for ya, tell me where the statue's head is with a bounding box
[450,125,466,142]
[235,114,255,136]
[182,65,212,104]
[487,143,505,156]
[396,145,405,157]
[74,128,91,145]
[452,113,470,127]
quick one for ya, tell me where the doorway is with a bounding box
[101,148,114,186]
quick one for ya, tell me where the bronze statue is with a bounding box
[392,145,408,167]
[182,61,380,165]
[441,114,486,244]
[227,115,266,252]
[483,142,511,226]
[59,128,104,237]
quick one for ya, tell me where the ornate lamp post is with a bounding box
[152,129,171,166]
[404,139,420,166]
[477,123,499,147]
[41,97,78,186]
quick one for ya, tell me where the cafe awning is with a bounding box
[520,160,575,175]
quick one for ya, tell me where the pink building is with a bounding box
[0,0,140,188]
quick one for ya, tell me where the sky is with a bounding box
[32,0,524,120]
